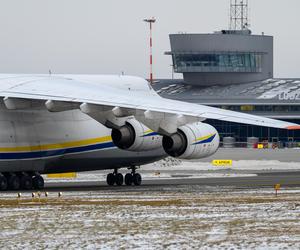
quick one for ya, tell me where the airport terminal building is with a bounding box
[154,29,300,146]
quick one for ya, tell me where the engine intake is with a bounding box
[162,122,220,159]
[111,119,162,152]
[162,130,187,157]
[111,123,135,150]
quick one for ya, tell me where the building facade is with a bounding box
[154,30,300,146]
[167,30,273,86]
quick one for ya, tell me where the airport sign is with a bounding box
[212,160,233,166]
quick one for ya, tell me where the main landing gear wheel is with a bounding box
[106,169,124,186]
[124,167,142,186]
[106,173,115,186]
[32,175,44,190]
[8,174,21,190]
[115,173,123,186]
[21,174,33,190]
[0,175,8,191]
[133,173,142,186]
[125,173,133,186]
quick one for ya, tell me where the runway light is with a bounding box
[31,193,36,201]
[37,192,41,201]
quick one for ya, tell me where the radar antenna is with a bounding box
[230,0,249,30]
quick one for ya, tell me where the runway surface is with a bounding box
[44,171,300,191]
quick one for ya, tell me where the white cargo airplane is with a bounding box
[0,74,298,191]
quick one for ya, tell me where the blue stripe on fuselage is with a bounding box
[0,142,115,160]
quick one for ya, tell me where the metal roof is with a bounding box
[153,78,300,105]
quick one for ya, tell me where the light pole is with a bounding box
[143,17,156,84]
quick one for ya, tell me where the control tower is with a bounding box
[166,0,273,86]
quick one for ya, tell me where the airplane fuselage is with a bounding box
[0,106,165,174]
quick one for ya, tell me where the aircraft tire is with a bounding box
[21,174,33,190]
[32,175,44,190]
[107,173,115,186]
[133,173,142,186]
[0,175,8,191]
[115,173,124,186]
[8,174,21,190]
[125,173,133,186]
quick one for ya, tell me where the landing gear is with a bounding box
[106,173,115,186]
[106,167,142,186]
[115,173,123,186]
[125,173,133,186]
[0,172,44,191]
[0,174,8,191]
[8,174,20,190]
[133,173,142,186]
[124,167,142,186]
[32,175,44,190]
[20,173,33,190]
[106,170,124,186]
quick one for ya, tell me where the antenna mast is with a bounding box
[230,0,249,30]
[143,17,156,84]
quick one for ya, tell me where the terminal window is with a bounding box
[173,52,262,73]
[213,105,300,112]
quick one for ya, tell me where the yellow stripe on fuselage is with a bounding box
[0,136,112,153]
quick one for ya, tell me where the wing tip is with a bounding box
[286,125,300,130]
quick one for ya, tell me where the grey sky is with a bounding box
[0,0,299,79]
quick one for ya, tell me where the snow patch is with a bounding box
[143,158,300,171]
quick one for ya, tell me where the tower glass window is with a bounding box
[173,52,263,73]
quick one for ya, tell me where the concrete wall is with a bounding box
[169,33,273,86]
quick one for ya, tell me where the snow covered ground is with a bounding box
[146,157,300,171]
[0,187,299,249]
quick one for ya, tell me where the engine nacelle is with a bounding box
[111,119,162,151]
[162,122,220,159]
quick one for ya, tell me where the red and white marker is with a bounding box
[143,17,156,84]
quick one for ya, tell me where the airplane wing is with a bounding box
[0,74,299,134]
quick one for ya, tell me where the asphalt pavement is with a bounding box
[44,171,300,191]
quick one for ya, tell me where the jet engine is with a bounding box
[162,122,219,159]
[111,119,162,151]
